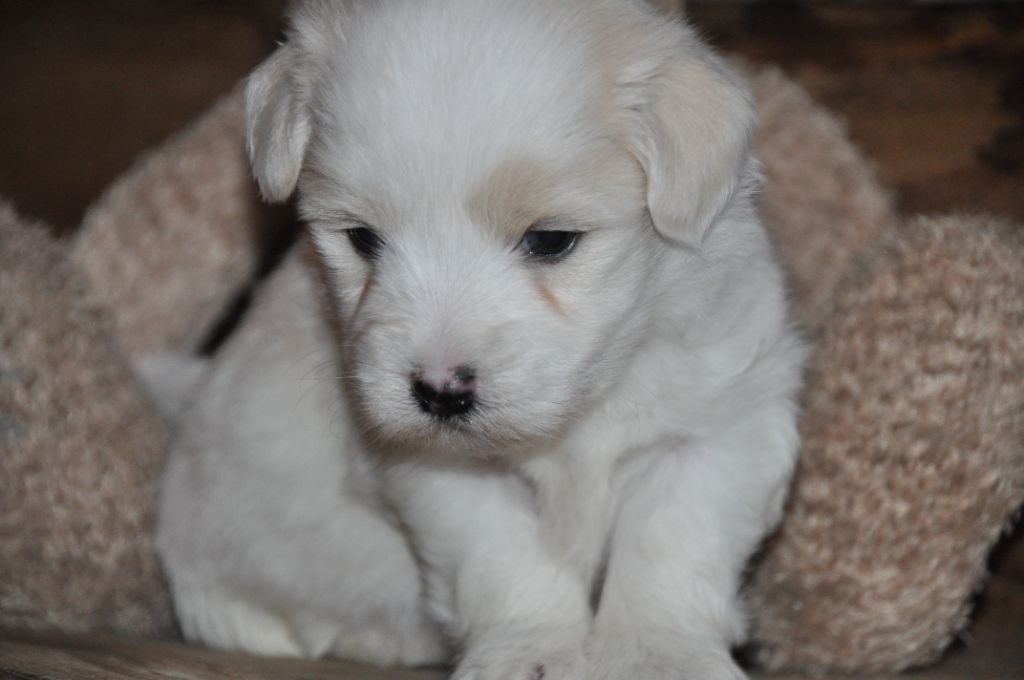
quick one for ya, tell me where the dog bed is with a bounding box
[1,64,1021,677]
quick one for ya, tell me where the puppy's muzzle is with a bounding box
[411,366,477,420]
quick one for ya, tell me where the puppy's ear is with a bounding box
[624,37,755,250]
[245,45,313,203]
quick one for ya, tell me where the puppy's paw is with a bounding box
[452,628,585,680]
[585,634,746,680]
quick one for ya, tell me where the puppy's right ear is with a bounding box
[245,46,313,203]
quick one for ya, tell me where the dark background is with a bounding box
[0,1,1022,231]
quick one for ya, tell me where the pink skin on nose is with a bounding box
[414,365,477,394]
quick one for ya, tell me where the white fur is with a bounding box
[137,352,209,422]
[157,1,806,678]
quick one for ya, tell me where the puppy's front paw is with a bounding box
[452,628,585,680]
[585,634,746,680]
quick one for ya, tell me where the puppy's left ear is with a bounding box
[624,35,756,250]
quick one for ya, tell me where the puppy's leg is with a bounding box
[588,407,799,680]
[157,253,446,666]
[161,480,447,665]
[386,464,590,680]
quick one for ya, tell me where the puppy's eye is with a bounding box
[520,230,580,261]
[346,227,385,259]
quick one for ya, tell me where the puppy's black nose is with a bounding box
[411,367,476,420]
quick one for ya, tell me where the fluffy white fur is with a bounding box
[156,1,806,678]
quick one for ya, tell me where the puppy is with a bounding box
[156,1,806,678]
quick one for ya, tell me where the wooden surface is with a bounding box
[2,613,1022,680]
[0,628,446,680]
[4,540,1024,680]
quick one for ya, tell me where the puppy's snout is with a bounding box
[411,366,477,420]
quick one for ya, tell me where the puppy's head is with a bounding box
[246,0,755,455]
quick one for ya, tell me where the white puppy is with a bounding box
[156,1,806,678]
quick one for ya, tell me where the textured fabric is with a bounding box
[71,86,274,363]
[0,202,173,635]
[752,65,899,332]
[749,215,1024,672]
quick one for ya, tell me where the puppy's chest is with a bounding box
[518,403,696,587]
[520,452,617,587]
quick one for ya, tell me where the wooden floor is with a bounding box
[1,1,1022,678]
[1,553,1021,680]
